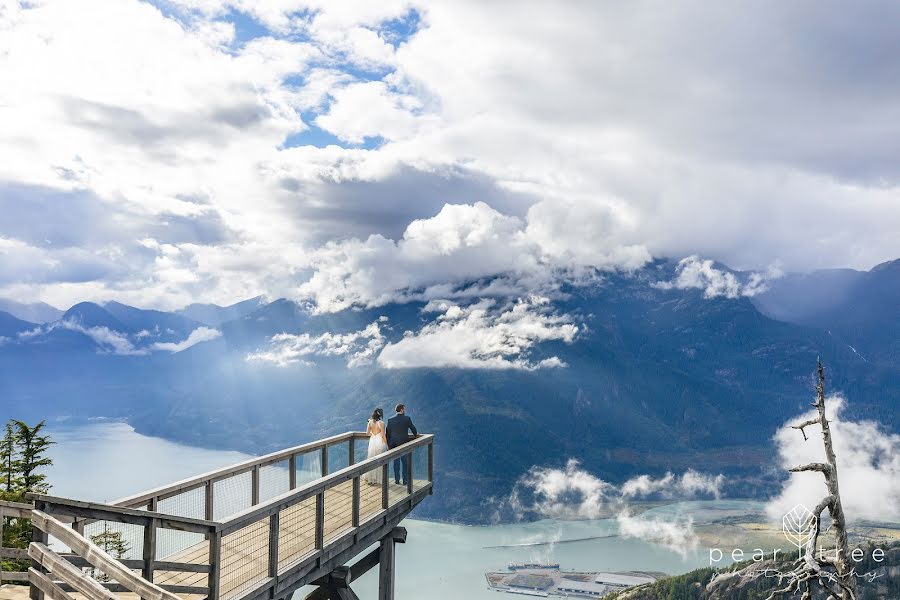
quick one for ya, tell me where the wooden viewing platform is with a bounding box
[1,432,434,600]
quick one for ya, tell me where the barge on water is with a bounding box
[486,565,662,598]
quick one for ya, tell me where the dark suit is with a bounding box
[386,414,417,484]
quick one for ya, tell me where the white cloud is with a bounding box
[246,320,385,367]
[377,296,576,370]
[298,201,647,313]
[654,255,781,299]
[151,326,222,352]
[620,470,725,500]
[508,458,718,555]
[616,512,699,556]
[3,0,900,310]
[766,395,900,523]
[53,320,145,356]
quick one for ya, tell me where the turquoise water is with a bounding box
[44,421,733,599]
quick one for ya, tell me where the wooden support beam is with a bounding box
[351,477,360,528]
[252,465,260,506]
[28,568,76,600]
[406,452,413,496]
[30,511,180,600]
[381,466,388,510]
[315,493,325,550]
[142,516,158,590]
[268,512,279,578]
[377,531,396,600]
[28,543,120,600]
[208,530,222,600]
[31,504,49,600]
[205,481,215,520]
[428,443,433,485]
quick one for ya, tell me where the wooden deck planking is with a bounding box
[151,480,426,599]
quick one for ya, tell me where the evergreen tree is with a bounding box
[0,421,17,496]
[89,524,130,581]
[12,419,54,495]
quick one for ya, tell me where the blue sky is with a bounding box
[0,0,899,311]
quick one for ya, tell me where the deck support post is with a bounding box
[205,481,215,520]
[208,530,222,600]
[289,454,297,490]
[377,527,406,600]
[348,438,355,466]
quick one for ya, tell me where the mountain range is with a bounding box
[1,258,898,523]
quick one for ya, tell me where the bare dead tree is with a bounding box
[766,360,856,600]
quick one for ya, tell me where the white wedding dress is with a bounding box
[363,419,388,485]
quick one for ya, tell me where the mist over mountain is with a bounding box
[0,299,63,324]
[0,258,897,523]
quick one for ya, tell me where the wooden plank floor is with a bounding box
[18,477,429,600]
[155,479,428,600]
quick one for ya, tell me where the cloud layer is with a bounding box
[766,396,900,523]
[3,1,900,310]
[507,459,724,554]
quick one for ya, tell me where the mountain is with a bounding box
[104,301,204,342]
[753,258,900,365]
[61,302,130,331]
[0,311,37,338]
[177,296,267,327]
[1,260,898,523]
[0,299,63,323]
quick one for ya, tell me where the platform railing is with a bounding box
[25,432,434,600]
[213,434,434,600]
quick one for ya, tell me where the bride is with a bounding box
[363,408,388,485]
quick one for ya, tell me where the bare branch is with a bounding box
[789,462,832,475]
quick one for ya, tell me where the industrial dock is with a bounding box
[485,563,662,597]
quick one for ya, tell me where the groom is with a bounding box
[386,403,417,485]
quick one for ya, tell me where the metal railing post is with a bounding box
[349,437,356,466]
[321,445,329,476]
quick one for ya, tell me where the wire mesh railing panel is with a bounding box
[277,496,316,571]
[259,460,290,504]
[412,444,430,492]
[295,450,323,487]
[353,436,368,465]
[220,519,270,600]
[156,486,207,560]
[323,480,353,542]
[158,486,205,519]
[82,520,145,562]
[359,477,384,523]
[387,453,411,507]
[326,441,350,474]
[213,470,253,520]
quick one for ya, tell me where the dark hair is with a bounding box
[371,408,384,422]
[395,403,405,413]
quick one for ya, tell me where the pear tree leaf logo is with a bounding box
[782,504,817,556]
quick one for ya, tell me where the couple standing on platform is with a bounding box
[363,403,417,486]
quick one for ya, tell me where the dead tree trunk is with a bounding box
[768,360,856,600]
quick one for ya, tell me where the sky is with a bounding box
[1,0,900,311]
